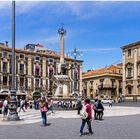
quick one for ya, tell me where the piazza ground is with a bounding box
[0,102,140,139]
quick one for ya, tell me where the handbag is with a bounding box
[40,106,47,112]
[80,106,88,120]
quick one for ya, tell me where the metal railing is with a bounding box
[98,84,117,89]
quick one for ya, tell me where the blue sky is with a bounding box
[1,1,140,71]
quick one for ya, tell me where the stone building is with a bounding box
[0,41,83,100]
[122,41,140,101]
[82,65,122,102]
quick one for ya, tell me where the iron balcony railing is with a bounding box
[98,84,117,89]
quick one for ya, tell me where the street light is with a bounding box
[7,1,19,121]
[69,48,82,98]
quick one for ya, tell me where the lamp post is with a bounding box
[7,1,19,121]
[70,48,82,98]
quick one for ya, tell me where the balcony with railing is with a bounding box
[98,84,117,89]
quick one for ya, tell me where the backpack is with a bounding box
[80,105,88,120]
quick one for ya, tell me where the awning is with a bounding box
[0,90,9,95]
[33,92,41,97]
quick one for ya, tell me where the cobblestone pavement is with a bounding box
[0,104,140,139]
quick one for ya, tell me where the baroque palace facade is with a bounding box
[0,42,83,100]
[82,65,122,102]
[122,41,140,101]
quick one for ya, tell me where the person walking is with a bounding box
[97,100,104,120]
[48,97,54,113]
[39,97,48,126]
[80,98,93,136]
[18,98,25,112]
[25,99,28,110]
[108,99,113,107]
[77,99,82,115]
[2,97,8,120]
[93,99,98,120]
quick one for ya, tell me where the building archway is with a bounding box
[33,92,42,100]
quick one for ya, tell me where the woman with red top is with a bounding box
[80,98,93,136]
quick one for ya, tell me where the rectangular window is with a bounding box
[20,77,24,86]
[3,76,7,85]
[35,68,40,76]
[100,79,104,88]
[3,62,7,72]
[119,80,122,88]
[111,79,115,87]
[2,52,7,57]
[48,58,54,63]
[20,64,24,74]
[128,49,131,57]
[20,54,24,59]
[35,79,40,88]
[35,56,40,61]
[128,68,132,77]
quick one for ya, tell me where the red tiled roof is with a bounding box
[82,65,122,78]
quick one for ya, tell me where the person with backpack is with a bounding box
[80,98,93,136]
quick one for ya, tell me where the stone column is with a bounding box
[134,48,138,95]
[60,34,64,63]
[42,58,46,96]
[1,61,3,72]
[27,56,32,95]
[116,80,119,102]
[122,52,126,96]
[42,58,46,77]
[28,57,32,76]
[7,61,10,73]
[58,26,66,64]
